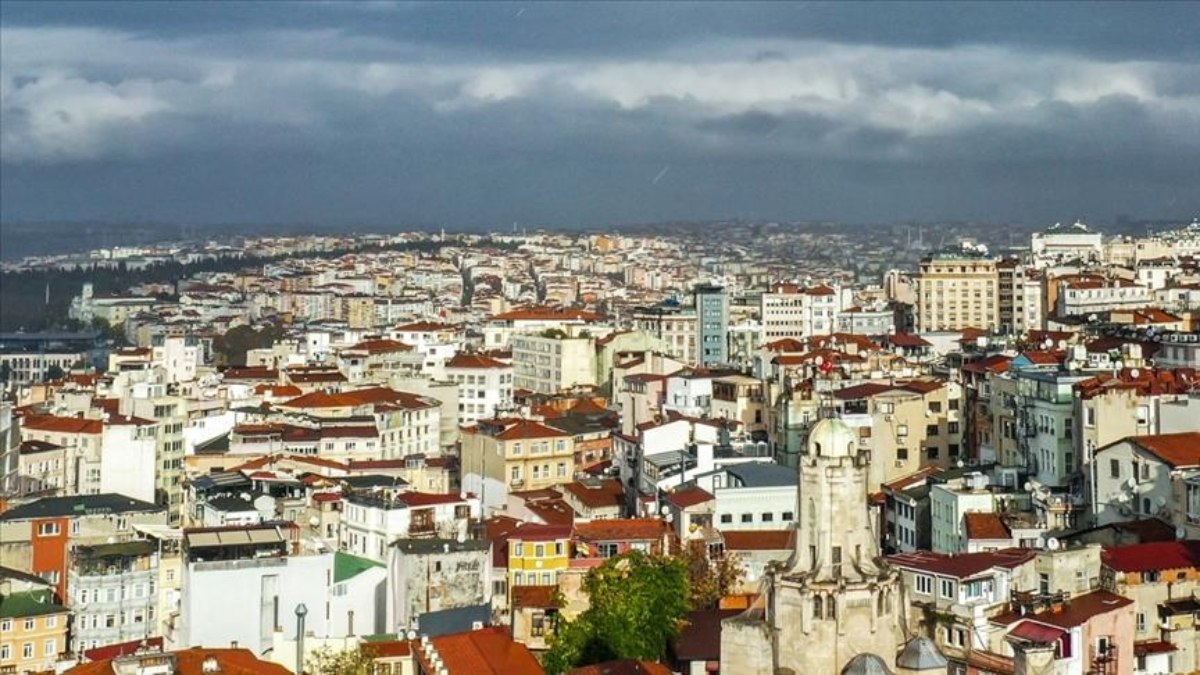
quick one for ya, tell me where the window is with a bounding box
[0,618,10,632]
[926,446,940,460]
[915,574,932,595]
[1144,570,1160,583]
[45,616,56,629]
[0,644,8,661]
[37,522,60,536]
[761,513,774,522]
[24,618,35,631]
[514,543,524,557]
[940,579,955,598]
[897,447,909,461]
[44,639,56,657]
[597,543,619,558]
[1137,612,1147,632]
[832,546,842,565]
[740,513,753,523]
[535,544,545,558]
[22,643,33,659]
[720,514,733,524]
[1110,459,1120,479]
[781,511,794,521]
[926,424,939,437]
[928,401,943,413]
[555,542,564,556]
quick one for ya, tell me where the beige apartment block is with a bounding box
[916,249,999,333]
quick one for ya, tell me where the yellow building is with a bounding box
[461,420,576,510]
[0,583,70,674]
[506,523,573,597]
[916,247,999,333]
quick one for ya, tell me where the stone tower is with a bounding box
[721,417,908,674]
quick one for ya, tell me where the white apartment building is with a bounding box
[929,474,995,554]
[1055,277,1153,318]
[511,330,596,395]
[441,353,513,424]
[339,491,481,563]
[760,283,840,340]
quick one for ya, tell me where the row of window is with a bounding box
[719,511,794,525]
[0,639,57,661]
[512,542,566,558]
[0,616,57,633]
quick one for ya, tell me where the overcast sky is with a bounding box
[2,1,1197,229]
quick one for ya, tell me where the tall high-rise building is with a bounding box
[721,418,907,673]
[695,284,729,367]
[915,247,999,333]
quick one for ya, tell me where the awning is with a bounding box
[1134,640,1177,657]
[1007,621,1067,644]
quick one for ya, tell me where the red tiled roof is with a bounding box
[1108,432,1200,468]
[560,479,625,510]
[964,512,1011,541]
[574,518,669,543]
[445,353,510,369]
[1007,620,1067,644]
[395,320,456,332]
[664,485,714,509]
[993,590,1132,629]
[721,529,793,551]
[887,332,933,348]
[81,637,165,662]
[395,492,469,507]
[567,662,672,675]
[1102,541,1200,573]
[421,626,543,675]
[346,339,414,354]
[65,648,291,675]
[361,640,412,658]
[1077,368,1198,400]
[1134,640,1177,656]
[21,414,102,434]
[494,419,571,441]
[961,354,1013,375]
[509,523,573,543]
[887,548,1035,579]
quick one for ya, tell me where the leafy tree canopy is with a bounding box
[543,551,689,674]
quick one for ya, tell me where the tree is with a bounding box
[305,645,374,675]
[44,364,65,382]
[681,540,746,610]
[543,551,690,674]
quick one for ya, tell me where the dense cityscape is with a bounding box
[4,1,1200,674]
[0,216,1198,674]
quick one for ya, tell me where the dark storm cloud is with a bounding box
[1,1,1198,228]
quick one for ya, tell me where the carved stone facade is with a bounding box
[721,417,908,674]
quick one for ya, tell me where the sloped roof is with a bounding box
[21,414,102,434]
[1102,541,1200,573]
[0,493,162,521]
[896,637,948,669]
[424,626,544,675]
[1097,432,1200,468]
[494,419,571,441]
[886,548,1035,579]
[964,512,1011,541]
[574,518,668,543]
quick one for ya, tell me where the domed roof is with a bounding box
[896,637,948,670]
[807,417,858,457]
[841,653,894,675]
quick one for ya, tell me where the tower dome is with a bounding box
[807,417,858,457]
[841,653,894,675]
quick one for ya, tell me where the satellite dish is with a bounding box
[1126,477,1137,490]
[1056,340,1067,351]
[308,516,320,528]
[405,630,417,641]
[1047,537,1061,551]
[1023,482,1033,492]
[1042,338,1053,350]
[815,356,825,367]
[1036,536,1046,549]
[1114,360,1125,371]
[1130,368,1141,379]
[661,505,670,516]
[1177,526,1187,540]
[1156,496,1168,507]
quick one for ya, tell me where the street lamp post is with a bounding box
[294,603,308,675]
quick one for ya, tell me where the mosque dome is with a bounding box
[807,417,858,457]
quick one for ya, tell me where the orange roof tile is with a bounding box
[21,414,102,434]
[964,512,1011,541]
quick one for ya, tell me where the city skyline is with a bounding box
[2,1,1199,229]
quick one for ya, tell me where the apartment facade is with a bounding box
[916,248,999,333]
